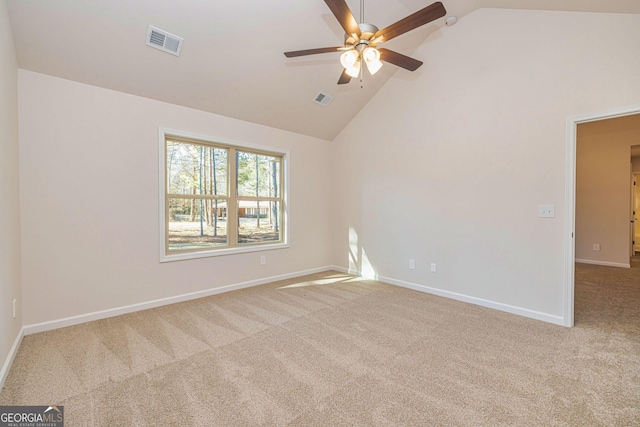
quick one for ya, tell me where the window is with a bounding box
[160,130,287,261]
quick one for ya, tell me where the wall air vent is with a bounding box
[313,92,333,107]
[146,26,183,56]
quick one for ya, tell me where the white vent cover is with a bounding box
[313,92,333,107]
[146,26,183,56]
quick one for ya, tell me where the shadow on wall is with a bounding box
[349,227,378,280]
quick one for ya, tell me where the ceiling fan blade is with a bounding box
[374,1,446,42]
[324,0,361,37]
[337,69,351,85]
[378,48,423,71]
[284,47,342,58]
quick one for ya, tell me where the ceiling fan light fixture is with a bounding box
[340,50,359,69]
[344,61,361,78]
[362,47,379,62]
[283,0,447,85]
[363,47,383,75]
[364,58,383,75]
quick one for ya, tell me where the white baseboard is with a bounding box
[1,327,24,390]
[4,265,564,386]
[575,259,630,268]
[23,266,334,335]
[331,265,565,326]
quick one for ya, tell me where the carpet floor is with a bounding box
[1,265,638,426]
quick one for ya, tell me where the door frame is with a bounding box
[632,171,637,258]
[632,172,640,255]
[564,102,640,327]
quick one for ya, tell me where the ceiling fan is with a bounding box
[284,0,447,85]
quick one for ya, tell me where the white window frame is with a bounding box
[159,128,290,262]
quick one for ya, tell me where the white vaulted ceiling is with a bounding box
[7,0,640,140]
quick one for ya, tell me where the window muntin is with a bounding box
[162,134,286,259]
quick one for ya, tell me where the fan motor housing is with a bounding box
[357,23,379,35]
[345,23,380,48]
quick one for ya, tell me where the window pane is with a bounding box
[238,201,281,244]
[167,140,227,196]
[236,151,281,197]
[168,198,228,251]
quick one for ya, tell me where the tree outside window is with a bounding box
[162,134,286,260]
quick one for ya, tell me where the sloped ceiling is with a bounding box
[7,0,640,140]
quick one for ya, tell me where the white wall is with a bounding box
[18,70,333,326]
[576,115,640,266]
[0,0,22,378]
[332,9,640,322]
[12,8,640,331]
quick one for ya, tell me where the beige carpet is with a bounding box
[1,266,639,426]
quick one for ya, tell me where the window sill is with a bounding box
[160,242,290,263]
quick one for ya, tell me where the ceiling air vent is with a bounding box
[313,92,333,107]
[146,26,183,56]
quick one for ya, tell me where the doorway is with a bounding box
[632,168,640,257]
[565,103,640,327]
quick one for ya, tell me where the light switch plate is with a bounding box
[538,205,555,218]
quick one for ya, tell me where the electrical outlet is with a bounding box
[430,263,437,273]
[593,244,600,252]
[260,255,266,265]
[409,259,415,270]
